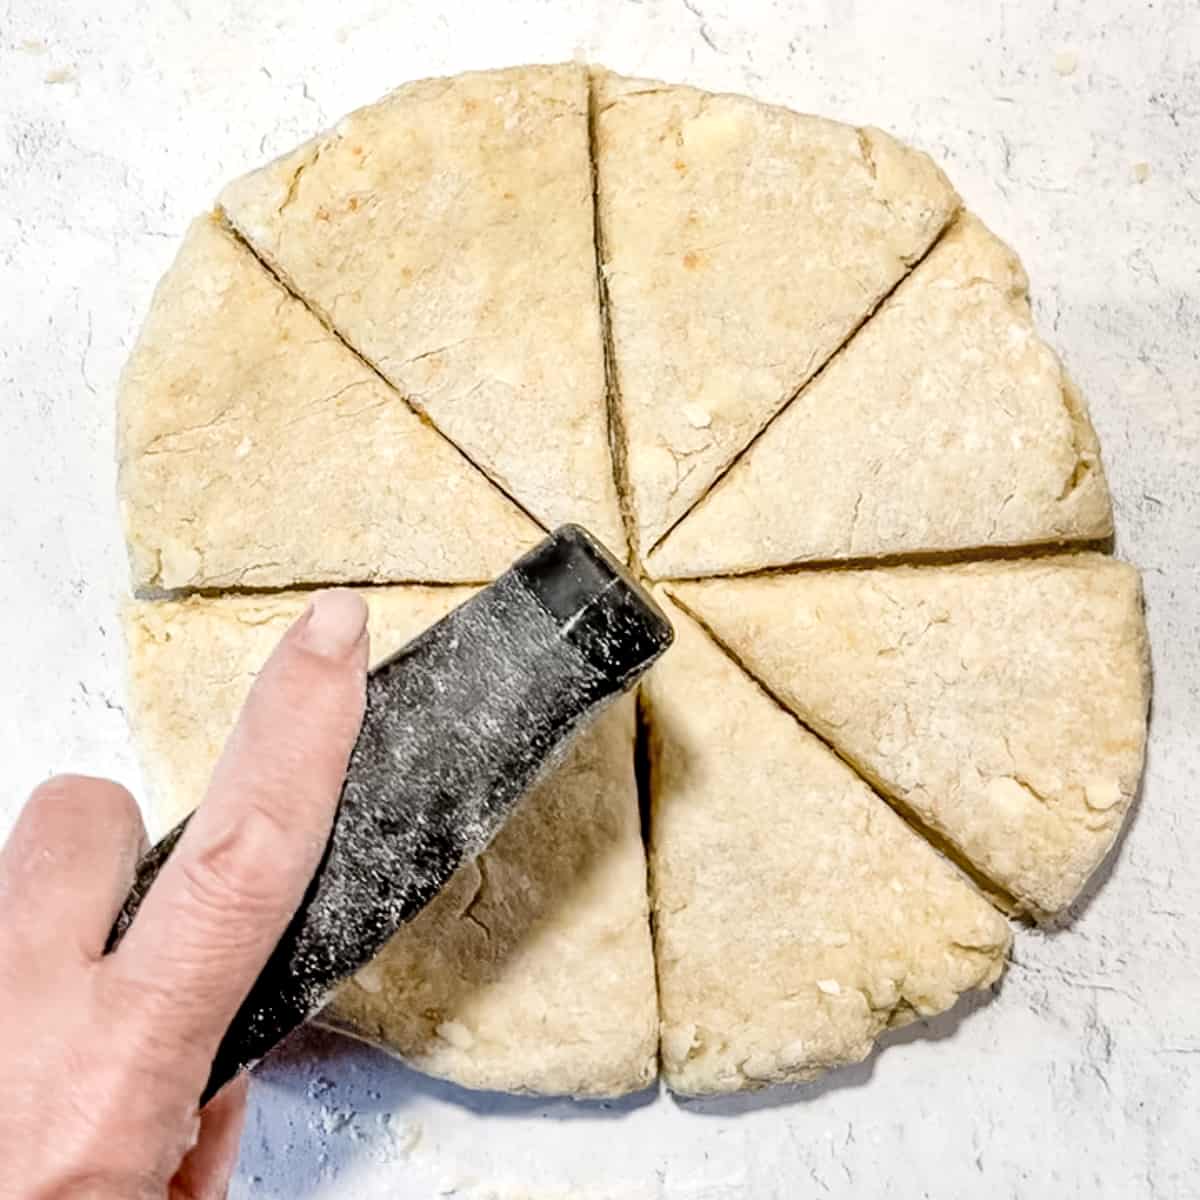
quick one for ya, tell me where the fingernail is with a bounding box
[298,590,368,659]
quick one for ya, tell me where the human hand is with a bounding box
[0,590,369,1199]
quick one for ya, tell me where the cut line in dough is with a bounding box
[593,69,961,553]
[220,64,627,560]
[647,213,1113,578]
[645,592,1010,1094]
[671,554,1151,917]
[118,215,542,590]
[586,74,639,564]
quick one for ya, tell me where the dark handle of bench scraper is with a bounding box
[106,525,673,1105]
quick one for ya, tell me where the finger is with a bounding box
[170,1075,250,1200]
[112,590,368,1057]
[0,775,146,960]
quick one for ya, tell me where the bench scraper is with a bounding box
[106,524,673,1104]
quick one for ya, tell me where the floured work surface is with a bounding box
[120,64,1150,1097]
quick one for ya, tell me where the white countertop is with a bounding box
[1,1,1197,1196]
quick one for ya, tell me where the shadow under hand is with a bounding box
[256,1023,658,1121]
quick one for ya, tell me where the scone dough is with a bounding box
[119,216,541,590]
[593,70,960,552]
[647,214,1113,578]
[124,591,659,1097]
[220,64,625,557]
[646,594,1010,1095]
[117,65,1152,1098]
[671,555,1151,916]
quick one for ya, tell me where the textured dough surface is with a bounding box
[124,591,658,1097]
[648,214,1113,578]
[219,64,625,558]
[593,70,960,552]
[645,594,1010,1095]
[671,555,1150,916]
[118,216,540,589]
[116,66,1153,1100]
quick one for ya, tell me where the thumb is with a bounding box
[171,1077,250,1200]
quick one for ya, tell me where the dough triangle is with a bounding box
[670,554,1150,916]
[119,216,540,590]
[648,215,1112,578]
[219,65,626,558]
[592,71,960,553]
[645,593,1010,1095]
[125,590,658,1097]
